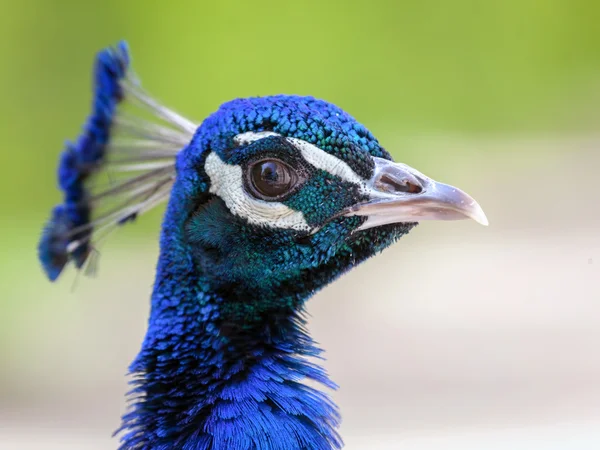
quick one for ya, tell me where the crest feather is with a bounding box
[38,41,196,281]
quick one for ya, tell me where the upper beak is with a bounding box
[345,157,488,230]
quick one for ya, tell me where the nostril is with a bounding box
[377,173,422,194]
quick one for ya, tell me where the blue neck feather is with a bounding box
[114,96,414,449]
[117,172,350,449]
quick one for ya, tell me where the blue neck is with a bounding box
[118,239,342,450]
[115,153,412,449]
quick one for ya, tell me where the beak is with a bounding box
[345,157,488,230]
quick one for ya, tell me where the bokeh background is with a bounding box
[1,1,599,449]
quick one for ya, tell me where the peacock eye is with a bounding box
[247,159,297,200]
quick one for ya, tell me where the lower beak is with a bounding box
[345,157,488,230]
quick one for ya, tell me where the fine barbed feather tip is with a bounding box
[38,41,195,281]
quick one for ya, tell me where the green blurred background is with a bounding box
[1,1,599,449]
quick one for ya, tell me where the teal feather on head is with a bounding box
[38,42,487,450]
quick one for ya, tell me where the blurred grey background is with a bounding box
[1,1,599,449]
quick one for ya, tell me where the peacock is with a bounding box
[38,42,487,450]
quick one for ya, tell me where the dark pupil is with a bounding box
[251,160,293,198]
[261,162,279,182]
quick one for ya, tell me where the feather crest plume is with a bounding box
[38,41,196,280]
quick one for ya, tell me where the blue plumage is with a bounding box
[39,42,129,280]
[39,42,487,449]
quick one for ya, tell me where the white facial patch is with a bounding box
[285,137,366,188]
[205,132,375,231]
[204,152,311,231]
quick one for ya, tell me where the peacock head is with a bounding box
[163,96,488,322]
[40,42,487,324]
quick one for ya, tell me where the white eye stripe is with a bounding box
[233,131,367,186]
[233,131,280,146]
[285,137,365,187]
[204,152,311,231]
